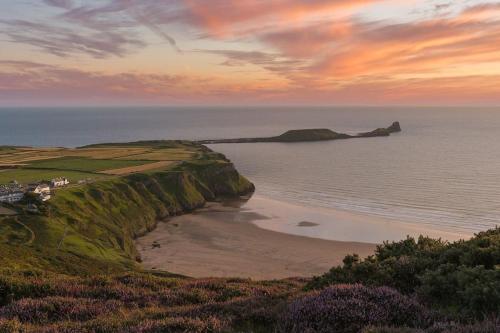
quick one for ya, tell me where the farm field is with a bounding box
[0,143,202,185]
[0,169,109,184]
[115,149,196,161]
[101,161,173,175]
[27,157,153,172]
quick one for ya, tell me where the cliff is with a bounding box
[0,146,254,275]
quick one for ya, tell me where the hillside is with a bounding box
[0,142,254,275]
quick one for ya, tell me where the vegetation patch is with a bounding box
[307,227,500,320]
[26,157,153,173]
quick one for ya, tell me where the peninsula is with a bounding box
[197,121,401,144]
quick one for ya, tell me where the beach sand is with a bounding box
[136,200,375,280]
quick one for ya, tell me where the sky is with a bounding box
[1,0,500,106]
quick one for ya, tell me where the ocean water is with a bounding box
[1,106,499,241]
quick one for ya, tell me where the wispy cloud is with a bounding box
[42,0,73,9]
[60,0,182,52]
[0,19,145,58]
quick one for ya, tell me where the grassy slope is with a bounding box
[0,142,254,275]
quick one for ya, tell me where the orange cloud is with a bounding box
[2,60,500,106]
[251,4,500,85]
[183,0,379,37]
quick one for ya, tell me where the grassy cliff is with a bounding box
[0,143,254,275]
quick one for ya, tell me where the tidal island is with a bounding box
[197,121,401,144]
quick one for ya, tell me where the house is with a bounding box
[31,184,50,194]
[29,183,51,202]
[51,177,69,188]
[0,190,24,203]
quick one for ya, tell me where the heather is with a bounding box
[1,270,498,333]
[0,271,302,332]
[279,284,434,333]
[363,318,500,333]
[307,227,500,320]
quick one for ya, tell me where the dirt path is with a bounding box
[13,217,35,245]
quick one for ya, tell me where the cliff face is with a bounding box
[0,156,254,275]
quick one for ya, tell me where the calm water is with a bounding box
[1,106,499,239]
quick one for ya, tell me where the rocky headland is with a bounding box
[197,121,401,144]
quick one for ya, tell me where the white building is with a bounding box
[0,190,24,203]
[30,184,51,202]
[51,177,69,188]
[32,184,50,194]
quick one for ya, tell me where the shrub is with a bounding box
[417,265,500,318]
[0,318,22,333]
[306,228,500,319]
[130,316,226,333]
[363,318,500,333]
[279,284,434,333]
[0,297,122,323]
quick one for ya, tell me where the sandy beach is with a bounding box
[136,200,376,280]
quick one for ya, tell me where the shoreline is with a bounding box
[136,193,473,279]
[136,199,376,279]
[245,195,470,244]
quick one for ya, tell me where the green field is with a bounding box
[0,169,110,184]
[26,157,153,172]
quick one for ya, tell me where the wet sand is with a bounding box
[136,201,375,280]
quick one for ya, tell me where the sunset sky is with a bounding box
[1,0,500,106]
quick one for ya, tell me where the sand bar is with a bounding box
[136,200,375,280]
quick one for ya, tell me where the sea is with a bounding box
[2,106,499,243]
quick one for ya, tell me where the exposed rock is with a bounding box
[387,121,402,133]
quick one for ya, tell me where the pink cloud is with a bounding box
[2,60,500,106]
[182,0,379,37]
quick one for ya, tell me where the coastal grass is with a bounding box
[0,218,31,244]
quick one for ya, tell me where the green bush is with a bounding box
[306,228,500,319]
